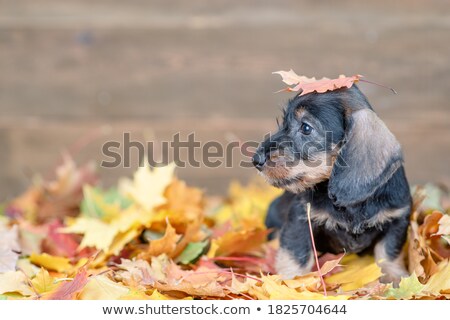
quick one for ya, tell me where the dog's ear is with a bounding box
[328,108,403,206]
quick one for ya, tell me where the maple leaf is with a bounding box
[80,186,131,221]
[385,273,424,299]
[0,271,34,296]
[209,228,269,257]
[79,275,129,299]
[422,260,450,295]
[31,268,59,296]
[139,222,181,259]
[116,258,156,288]
[273,69,362,96]
[251,275,348,300]
[46,265,89,300]
[436,214,450,245]
[212,180,281,230]
[41,220,79,258]
[61,217,119,252]
[158,178,204,222]
[325,254,382,291]
[175,241,209,264]
[119,161,175,211]
[29,253,72,273]
[0,224,20,272]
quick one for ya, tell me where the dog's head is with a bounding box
[253,85,403,206]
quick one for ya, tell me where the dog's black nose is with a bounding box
[252,153,266,171]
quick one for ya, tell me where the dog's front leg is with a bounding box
[374,210,410,285]
[275,212,314,279]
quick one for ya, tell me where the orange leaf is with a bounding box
[210,228,269,257]
[140,222,181,259]
[273,70,362,96]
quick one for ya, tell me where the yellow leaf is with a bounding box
[206,240,219,258]
[29,253,72,273]
[251,275,348,300]
[61,217,119,252]
[79,275,129,300]
[325,254,382,291]
[213,180,281,230]
[110,205,153,232]
[423,260,450,294]
[119,162,175,211]
[228,273,258,294]
[120,288,152,300]
[109,228,141,256]
[148,289,171,300]
[31,268,59,294]
[0,271,34,296]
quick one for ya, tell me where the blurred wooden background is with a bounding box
[0,0,449,200]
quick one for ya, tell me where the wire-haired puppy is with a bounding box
[252,85,412,283]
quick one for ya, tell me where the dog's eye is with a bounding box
[300,123,313,135]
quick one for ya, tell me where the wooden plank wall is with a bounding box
[0,0,449,200]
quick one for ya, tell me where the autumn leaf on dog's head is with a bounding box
[273,69,362,96]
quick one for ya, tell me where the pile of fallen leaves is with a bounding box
[0,157,449,300]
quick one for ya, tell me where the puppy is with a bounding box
[253,85,412,283]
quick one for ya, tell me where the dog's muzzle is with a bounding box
[252,152,266,171]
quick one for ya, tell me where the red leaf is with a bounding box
[42,220,80,258]
[46,266,89,300]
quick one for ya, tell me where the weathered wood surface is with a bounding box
[0,0,449,199]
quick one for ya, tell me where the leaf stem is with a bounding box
[359,79,397,94]
[306,203,327,296]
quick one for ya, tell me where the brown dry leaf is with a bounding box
[273,70,362,96]
[139,222,181,260]
[209,228,269,257]
[158,262,226,297]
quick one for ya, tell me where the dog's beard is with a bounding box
[258,153,334,193]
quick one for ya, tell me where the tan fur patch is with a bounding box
[366,207,408,228]
[261,149,337,194]
[275,248,314,279]
[308,209,346,231]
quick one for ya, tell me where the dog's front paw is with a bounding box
[378,261,409,287]
[275,248,313,279]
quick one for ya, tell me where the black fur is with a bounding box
[255,85,412,279]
